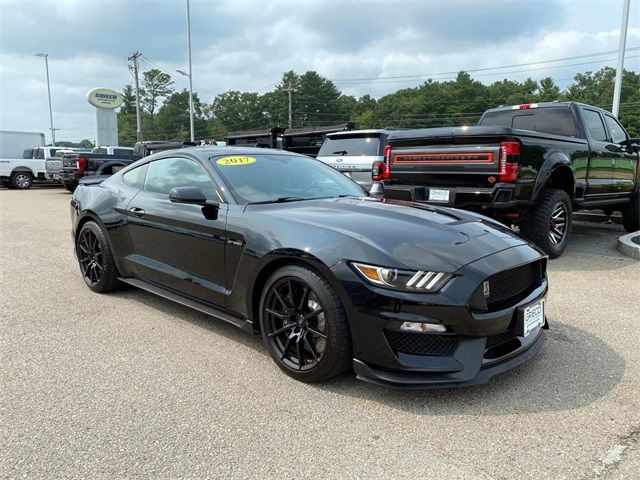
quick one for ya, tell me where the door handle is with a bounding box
[129,207,145,217]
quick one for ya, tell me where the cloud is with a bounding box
[0,0,637,142]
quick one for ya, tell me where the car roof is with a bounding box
[148,145,306,160]
[483,101,609,114]
[326,129,391,138]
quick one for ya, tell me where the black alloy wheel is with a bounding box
[75,221,121,293]
[264,277,328,371]
[78,228,103,286]
[260,265,352,382]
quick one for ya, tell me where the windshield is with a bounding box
[211,153,366,204]
[317,136,381,157]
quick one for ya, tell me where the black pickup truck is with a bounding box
[61,152,141,192]
[377,102,640,257]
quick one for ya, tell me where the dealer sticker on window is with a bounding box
[216,156,256,166]
[523,299,544,337]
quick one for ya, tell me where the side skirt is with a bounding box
[118,277,254,333]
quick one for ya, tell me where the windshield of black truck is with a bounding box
[211,153,365,204]
[480,107,578,137]
[317,136,380,156]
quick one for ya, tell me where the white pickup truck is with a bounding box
[0,146,62,189]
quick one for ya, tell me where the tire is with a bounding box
[259,264,352,382]
[520,188,572,258]
[11,171,33,189]
[622,193,640,233]
[75,221,122,293]
[63,180,77,193]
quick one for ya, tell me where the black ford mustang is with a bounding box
[70,147,548,388]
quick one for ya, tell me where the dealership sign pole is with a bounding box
[87,88,124,147]
[612,0,630,117]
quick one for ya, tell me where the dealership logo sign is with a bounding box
[86,88,123,109]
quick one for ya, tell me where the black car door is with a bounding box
[582,108,617,197]
[603,113,638,195]
[126,155,228,307]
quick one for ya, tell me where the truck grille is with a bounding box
[384,330,460,357]
[485,261,542,310]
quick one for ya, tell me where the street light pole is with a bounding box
[185,0,195,142]
[35,53,55,146]
[612,0,630,117]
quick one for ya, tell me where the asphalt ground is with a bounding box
[1,187,639,479]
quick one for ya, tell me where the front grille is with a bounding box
[486,330,518,349]
[485,261,542,310]
[384,330,460,356]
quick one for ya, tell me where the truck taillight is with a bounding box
[76,156,86,173]
[373,146,392,181]
[498,141,520,182]
[512,103,538,110]
[372,161,387,181]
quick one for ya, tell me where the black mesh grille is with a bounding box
[384,330,460,356]
[485,261,541,310]
[486,330,518,349]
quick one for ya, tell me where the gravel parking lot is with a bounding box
[1,187,639,479]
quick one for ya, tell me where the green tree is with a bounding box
[117,84,138,146]
[141,69,174,136]
[156,89,207,141]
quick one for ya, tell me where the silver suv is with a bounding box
[316,129,393,193]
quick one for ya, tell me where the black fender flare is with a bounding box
[95,161,131,176]
[532,152,575,201]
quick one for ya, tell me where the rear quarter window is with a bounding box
[481,107,578,137]
[317,136,381,156]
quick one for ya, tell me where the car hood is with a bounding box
[256,197,530,272]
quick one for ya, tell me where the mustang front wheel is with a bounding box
[259,264,352,382]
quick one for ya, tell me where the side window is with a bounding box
[143,157,219,200]
[582,109,607,142]
[604,115,627,144]
[122,164,146,188]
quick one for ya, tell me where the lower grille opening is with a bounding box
[384,329,460,357]
[485,331,521,359]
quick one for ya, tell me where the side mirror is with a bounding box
[169,186,208,205]
[605,143,622,153]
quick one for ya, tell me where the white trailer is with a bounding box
[0,130,45,159]
[0,131,49,189]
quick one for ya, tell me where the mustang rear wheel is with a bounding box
[76,221,121,293]
[259,264,352,382]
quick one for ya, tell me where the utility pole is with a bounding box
[35,53,55,145]
[612,0,630,117]
[128,51,143,141]
[185,0,195,142]
[287,80,293,128]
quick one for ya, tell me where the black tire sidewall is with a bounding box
[622,193,640,233]
[76,221,120,293]
[259,264,351,382]
[11,172,32,189]
[521,189,572,258]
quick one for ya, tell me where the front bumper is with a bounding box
[382,182,524,209]
[331,244,548,388]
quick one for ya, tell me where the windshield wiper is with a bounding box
[331,150,348,155]
[248,196,307,205]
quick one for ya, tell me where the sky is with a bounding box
[0,0,638,143]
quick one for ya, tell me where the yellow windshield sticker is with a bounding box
[216,156,256,166]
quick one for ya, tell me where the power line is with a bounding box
[333,47,640,83]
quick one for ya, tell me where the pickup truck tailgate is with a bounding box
[390,143,501,187]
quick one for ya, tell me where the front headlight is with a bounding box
[351,262,452,292]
